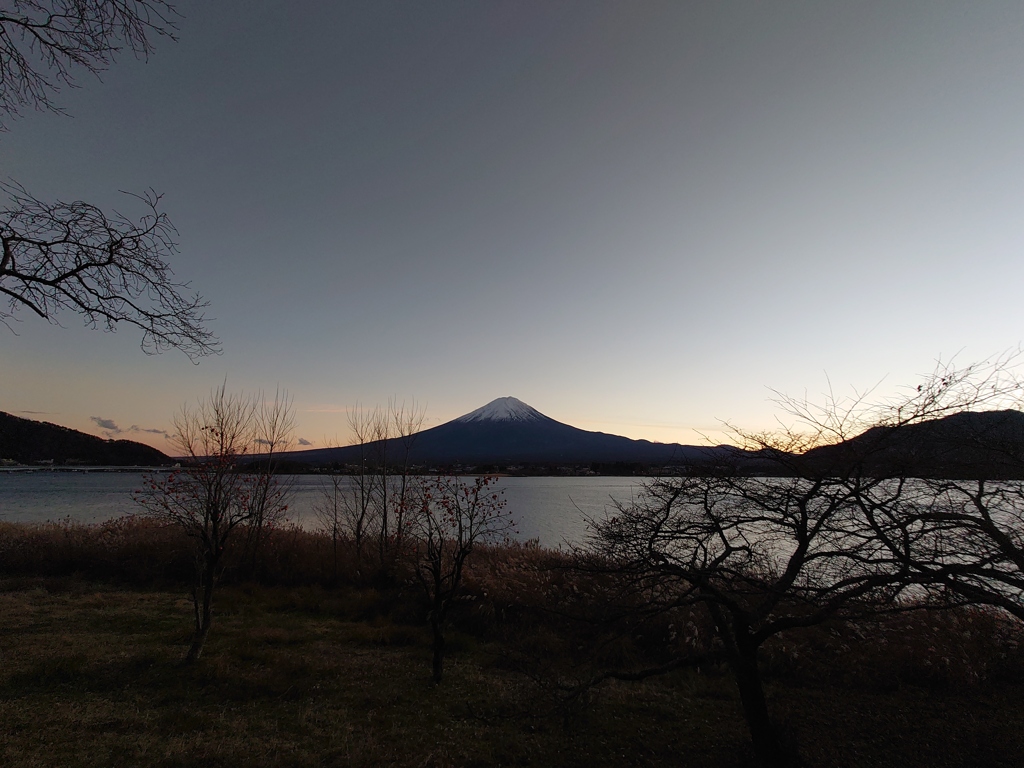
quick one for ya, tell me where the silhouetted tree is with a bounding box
[0,1,217,359]
[313,469,348,585]
[588,471,906,766]
[1,183,216,358]
[241,389,296,576]
[821,356,1024,625]
[342,400,424,576]
[135,385,294,661]
[586,353,1024,767]
[408,475,512,682]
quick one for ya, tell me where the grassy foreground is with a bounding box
[1,574,1024,768]
[2,519,1024,766]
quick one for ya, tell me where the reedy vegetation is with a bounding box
[1,510,1023,767]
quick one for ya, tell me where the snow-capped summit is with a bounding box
[454,396,548,424]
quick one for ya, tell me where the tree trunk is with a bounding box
[186,562,216,663]
[728,637,796,768]
[431,616,445,683]
[186,620,210,663]
[331,527,339,586]
[706,603,796,768]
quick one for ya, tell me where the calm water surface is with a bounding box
[0,472,645,547]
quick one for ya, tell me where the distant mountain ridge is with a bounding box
[799,409,1024,479]
[0,411,170,466]
[287,396,730,467]
[8,398,1017,476]
[283,397,1024,478]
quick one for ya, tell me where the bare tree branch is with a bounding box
[0,0,178,130]
[0,181,218,359]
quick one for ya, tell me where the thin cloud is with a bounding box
[129,425,170,438]
[297,437,313,446]
[91,417,169,440]
[91,416,121,433]
[19,410,52,415]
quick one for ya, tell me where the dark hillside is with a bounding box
[0,411,169,466]
[800,410,1024,479]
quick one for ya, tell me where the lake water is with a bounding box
[0,471,645,548]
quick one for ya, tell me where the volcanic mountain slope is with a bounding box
[0,411,170,466]
[288,397,728,467]
[286,397,1024,477]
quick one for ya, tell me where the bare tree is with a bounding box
[241,389,296,575]
[368,404,392,559]
[135,384,294,661]
[588,471,906,767]
[313,467,348,585]
[819,357,1024,625]
[346,404,385,568]
[310,401,426,583]
[342,400,425,574]
[1,182,217,358]
[585,352,1024,766]
[408,475,513,682]
[0,1,216,359]
[905,478,1024,620]
[389,398,426,552]
[0,0,178,129]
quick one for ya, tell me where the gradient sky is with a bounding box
[3,1,1024,454]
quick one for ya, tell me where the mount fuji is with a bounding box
[452,396,549,424]
[286,396,726,467]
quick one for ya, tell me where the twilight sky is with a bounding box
[3,1,1024,454]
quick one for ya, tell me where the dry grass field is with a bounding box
[1,519,1024,767]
